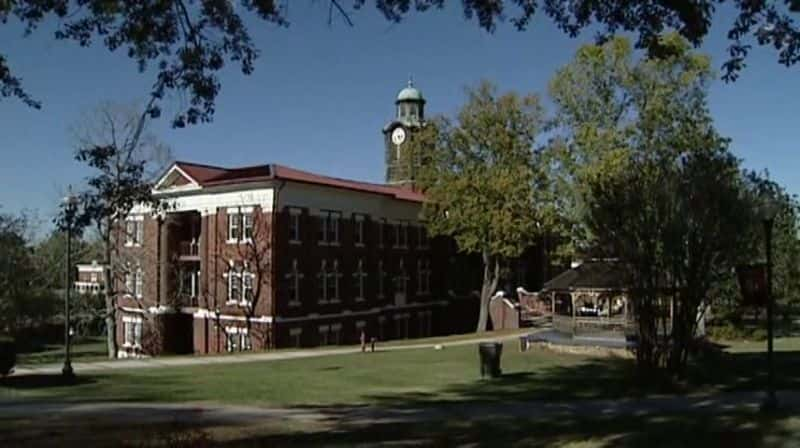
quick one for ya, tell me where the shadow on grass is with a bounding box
[214,411,795,447]
[0,374,96,389]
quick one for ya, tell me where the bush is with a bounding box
[0,337,16,377]
[707,322,768,341]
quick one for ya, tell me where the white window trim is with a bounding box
[122,315,143,349]
[353,214,366,247]
[355,320,366,329]
[286,259,303,307]
[227,208,241,244]
[289,208,303,245]
[290,328,303,336]
[225,270,243,305]
[124,215,144,247]
[353,259,367,302]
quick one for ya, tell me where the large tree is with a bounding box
[551,34,754,375]
[412,80,550,332]
[2,1,798,124]
[68,101,172,358]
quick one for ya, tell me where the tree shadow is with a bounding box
[0,374,96,389]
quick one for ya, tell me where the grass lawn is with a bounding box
[3,333,800,446]
[3,333,800,407]
[15,337,108,366]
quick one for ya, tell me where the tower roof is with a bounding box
[396,78,425,102]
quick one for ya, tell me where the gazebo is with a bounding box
[540,259,633,339]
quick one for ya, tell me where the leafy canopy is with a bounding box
[3,1,799,125]
[415,80,547,260]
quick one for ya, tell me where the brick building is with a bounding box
[115,81,546,357]
[75,261,106,295]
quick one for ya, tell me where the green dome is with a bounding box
[396,79,424,102]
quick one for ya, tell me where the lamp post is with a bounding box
[760,198,780,411]
[62,189,79,379]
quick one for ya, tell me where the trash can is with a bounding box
[478,342,503,378]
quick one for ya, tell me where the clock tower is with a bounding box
[383,78,426,186]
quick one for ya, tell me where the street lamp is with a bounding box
[759,196,781,411]
[61,188,79,379]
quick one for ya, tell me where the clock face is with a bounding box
[391,127,406,145]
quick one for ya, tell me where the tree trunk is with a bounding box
[476,251,500,333]
[103,228,117,359]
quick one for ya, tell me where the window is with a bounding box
[179,269,200,298]
[286,259,303,307]
[330,323,342,345]
[226,268,242,304]
[123,315,142,348]
[242,270,255,304]
[125,267,143,298]
[327,260,341,303]
[417,259,431,295]
[225,326,252,352]
[394,222,408,249]
[353,259,367,302]
[227,211,240,242]
[418,311,433,337]
[394,314,410,339]
[395,259,409,296]
[290,328,302,348]
[353,214,366,246]
[227,207,254,243]
[242,213,254,241]
[318,210,341,245]
[317,260,340,304]
[318,325,330,346]
[226,265,254,306]
[377,260,386,299]
[378,316,387,341]
[125,216,143,246]
[378,219,387,248]
[289,208,302,243]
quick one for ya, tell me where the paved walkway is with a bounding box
[12,331,531,376]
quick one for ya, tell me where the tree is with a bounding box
[68,101,172,359]
[3,2,798,124]
[412,80,549,332]
[0,211,36,334]
[550,34,754,375]
[34,230,103,292]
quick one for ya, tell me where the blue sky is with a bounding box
[0,3,797,229]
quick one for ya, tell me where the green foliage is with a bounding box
[3,1,796,122]
[0,337,15,377]
[412,80,550,331]
[415,81,547,259]
[550,34,753,375]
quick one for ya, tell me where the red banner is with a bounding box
[736,264,768,307]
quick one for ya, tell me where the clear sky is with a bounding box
[1,3,797,230]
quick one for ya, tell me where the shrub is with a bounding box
[0,337,16,377]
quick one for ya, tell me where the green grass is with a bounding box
[3,334,800,408]
[15,337,108,366]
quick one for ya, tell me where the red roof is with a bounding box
[171,161,425,203]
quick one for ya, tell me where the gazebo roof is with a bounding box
[543,259,631,292]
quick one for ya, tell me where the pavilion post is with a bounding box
[571,293,576,334]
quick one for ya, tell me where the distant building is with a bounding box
[75,260,106,295]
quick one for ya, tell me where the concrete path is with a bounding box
[12,331,532,376]
[1,390,797,426]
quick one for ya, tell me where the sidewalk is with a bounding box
[12,330,532,376]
